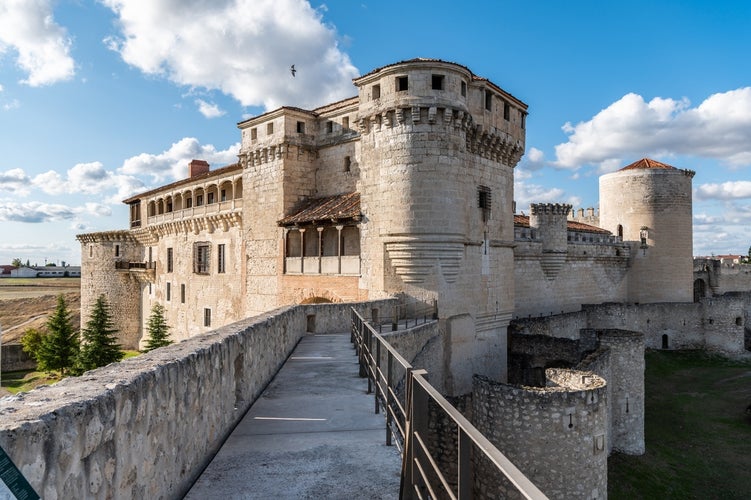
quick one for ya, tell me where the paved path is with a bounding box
[185,333,402,499]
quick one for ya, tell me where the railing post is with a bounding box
[458,428,472,499]
[375,339,381,414]
[386,352,394,446]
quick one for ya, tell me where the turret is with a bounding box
[599,158,695,303]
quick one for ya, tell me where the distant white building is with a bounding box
[6,266,81,278]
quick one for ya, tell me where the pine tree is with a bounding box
[144,303,172,351]
[77,295,124,372]
[36,294,79,376]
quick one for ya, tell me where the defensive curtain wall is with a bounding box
[511,292,751,354]
[0,301,395,499]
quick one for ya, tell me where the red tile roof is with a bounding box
[278,192,361,226]
[514,215,611,235]
[620,158,676,171]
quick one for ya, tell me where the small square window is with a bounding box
[207,192,215,204]
[297,121,305,134]
[344,156,351,172]
[431,74,444,90]
[250,128,257,140]
[204,308,212,327]
[396,76,408,92]
[326,121,333,134]
[266,122,274,134]
[372,84,380,100]
[503,102,510,121]
[485,90,493,111]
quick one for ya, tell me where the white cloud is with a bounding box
[0,0,75,86]
[514,181,567,212]
[195,99,225,118]
[32,161,146,202]
[102,0,359,110]
[0,168,31,195]
[520,147,545,171]
[554,88,751,171]
[695,181,751,200]
[0,201,106,223]
[119,137,240,183]
[2,99,21,110]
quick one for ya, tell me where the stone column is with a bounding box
[336,225,343,274]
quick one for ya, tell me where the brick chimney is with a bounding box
[189,159,210,178]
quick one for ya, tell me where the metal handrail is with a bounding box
[351,308,548,500]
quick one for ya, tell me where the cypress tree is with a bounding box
[144,303,172,351]
[37,294,79,376]
[78,294,124,372]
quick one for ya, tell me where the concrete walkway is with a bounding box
[185,333,402,499]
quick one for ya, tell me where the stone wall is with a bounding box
[511,292,751,355]
[472,370,608,499]
[1,344,36,372]
[0,303,371,499]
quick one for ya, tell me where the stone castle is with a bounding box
[74,58,751,497]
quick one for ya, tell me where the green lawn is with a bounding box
[1,351,140,394]
[609,350,751,499]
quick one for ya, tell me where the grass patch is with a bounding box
[2,370,61,394]
[609,350,751,499]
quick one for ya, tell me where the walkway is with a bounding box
[185,333,402,499]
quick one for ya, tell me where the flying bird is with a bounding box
[290,65,296,77]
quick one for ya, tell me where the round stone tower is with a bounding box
[599,158,695,303]
[354,59,527,393]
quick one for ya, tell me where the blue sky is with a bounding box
[1,0,750,265]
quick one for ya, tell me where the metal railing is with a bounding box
[114,261,156,270]
[351,308,547,500]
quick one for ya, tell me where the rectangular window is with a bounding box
[296,121,305,133]
[218,244,226,273]
[186,197,193,208]
[250,127,257,140]
[167,248,173,273]
[196,194,203,206]
[115,244,120,257]
[503,101,510,121]
[431,74,444,90]
[342,117,349,130]
[181,284,185,303]
[521,113,526,129]
[372,84,380,100]
[478,186,492,222]
[204,308,212,327]
[194,243,210,274]
[148,283,152,294]
[326,121,333,133]
[220,189,226,202]
[461,81,467,97]
[166,282,171,301]
[267,122,274,134]
[344,156,351,172]
[208,192,215,204]
[396,76,408,91]
[485,90,493,111]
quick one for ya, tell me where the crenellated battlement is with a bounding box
[530,203,572,216]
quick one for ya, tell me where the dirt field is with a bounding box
[0,278,81,344]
